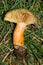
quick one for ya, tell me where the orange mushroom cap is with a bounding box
[4,9,37,25]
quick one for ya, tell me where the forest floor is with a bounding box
[0,0,43,65]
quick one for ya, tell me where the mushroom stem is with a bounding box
[13,23,26,48]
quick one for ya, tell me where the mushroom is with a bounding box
[4,9,38,50]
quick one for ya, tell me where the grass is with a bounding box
[0,0,43,65]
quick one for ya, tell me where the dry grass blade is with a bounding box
[0,29,11,46]
[2,49,14,62]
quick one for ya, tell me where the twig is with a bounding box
[2,49,14,62]
[4,45,14,52]
[2,52,10,62]
[0,29,11,46]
